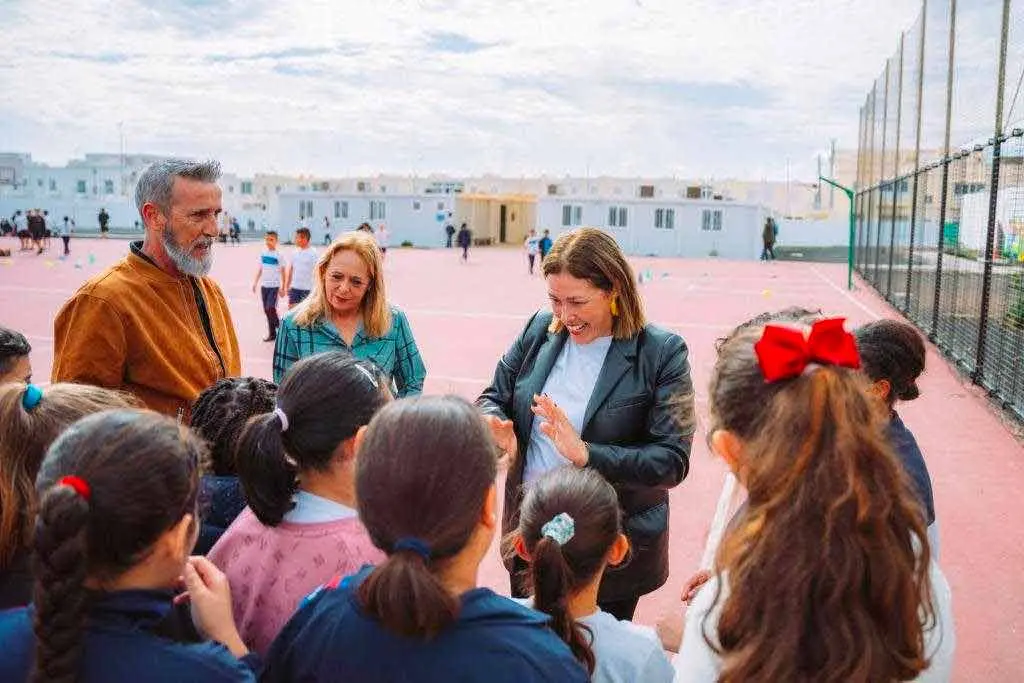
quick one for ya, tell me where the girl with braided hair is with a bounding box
[510,466,674,682]
[0,410,255,683]
[673,316,955,682]
[0,383,136,609]
[190,377,277,555]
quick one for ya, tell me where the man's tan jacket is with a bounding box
[52,242,241,421]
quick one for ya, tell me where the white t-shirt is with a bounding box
[290,247,318,291]
[525,236,540,255]
[523,336,612,485]
[673,564,955,682]
[515,599,673,683]
[260,249,286,288]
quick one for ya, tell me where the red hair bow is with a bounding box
[57,475,91,501]
[754,318,861,382]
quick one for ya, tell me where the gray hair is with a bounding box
[134,158,221,218]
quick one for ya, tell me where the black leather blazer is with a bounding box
[477,310,695,600]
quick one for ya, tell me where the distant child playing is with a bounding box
[253,231,287,341]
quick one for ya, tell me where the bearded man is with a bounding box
[52,159,241,421]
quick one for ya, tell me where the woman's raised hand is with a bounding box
[532,394,588,467]
[482,414,517,470]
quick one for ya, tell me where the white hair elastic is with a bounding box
[355,363,378,387]
[273,407,289,432]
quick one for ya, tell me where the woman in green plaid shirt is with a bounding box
[273,232,426,397]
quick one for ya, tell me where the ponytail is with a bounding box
[531,537,596,674]
[358,547,459,639]
[31,486,90,683]
[236,412,298,526]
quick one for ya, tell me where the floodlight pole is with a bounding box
[819,176,855,290]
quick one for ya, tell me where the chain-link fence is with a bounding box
[855,0,1024,423]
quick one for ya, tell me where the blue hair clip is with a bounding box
[21,384,43,411]
[393,537,431,561]
[541,512,576,546]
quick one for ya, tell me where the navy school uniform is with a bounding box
[0,589,257,682]
[262,566,589,683]
[887,411,936,526]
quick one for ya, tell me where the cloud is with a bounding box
[426,31,498,54]
[0,0,930,181]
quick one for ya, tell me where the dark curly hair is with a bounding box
[190,377,277,476]
[854,319,926,404]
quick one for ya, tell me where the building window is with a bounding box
[104,179,114,194]
[49,178,57,192]
[299,200,314,220]
[333,201,349,219]
[357,181,368,192]
[379,185,387,194]
[76,180,87,194]
[547,184,559,196]
[608,206,628,228]
[241,181,253,195]
[370,200,386,221]
[413,200,421,211]
[639,185,655,198]
[701,209,723,231]
[37,178,43,187]
[655,208,675,229]
[561,204,583,227]
[686,186,702,199]
[437,201,445,211]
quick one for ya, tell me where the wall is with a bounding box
[536,197,766,259]
[276,193,456,246]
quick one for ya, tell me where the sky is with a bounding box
[1,0,926,182]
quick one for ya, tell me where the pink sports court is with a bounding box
[1,238,1021,681]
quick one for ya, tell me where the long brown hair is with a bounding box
[706,317,934,683]
[0,383,137,568]
[356,396,496,639]
[511,467,623,674]
[542,228,645,339]
[293,231,391,337]
[31,410,204,683]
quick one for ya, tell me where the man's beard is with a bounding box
[162,230,213,276]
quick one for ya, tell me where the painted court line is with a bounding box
[809,266,881,320]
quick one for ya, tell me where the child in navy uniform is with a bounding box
[261,396,587,683]
[854,319,938,554]
[190,377,277,555]
[512,467,674,682]
[0,410,256,683]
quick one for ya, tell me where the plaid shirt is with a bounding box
[273,307,426,397]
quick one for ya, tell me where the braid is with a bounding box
[31,487,90,683]
[191,378,276,476]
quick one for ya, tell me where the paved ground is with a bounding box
[1,235,1021,681]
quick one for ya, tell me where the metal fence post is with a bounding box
[887,34,906,300]
[930,0,957,339]
[904,0,928,314]
[875,60,892,286]
[972,0,1012,384]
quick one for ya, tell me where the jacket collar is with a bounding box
[86,588,176,629]
[517,326,641,440]
[128,241,190,284]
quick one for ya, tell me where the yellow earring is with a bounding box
[610,297,619,317]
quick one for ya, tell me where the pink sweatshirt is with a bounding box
[208,507,384,654]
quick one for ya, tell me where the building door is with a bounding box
[499,204,508,243]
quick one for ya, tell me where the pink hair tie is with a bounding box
[57,475,91,501]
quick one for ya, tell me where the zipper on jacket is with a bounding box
[189,277,226,376]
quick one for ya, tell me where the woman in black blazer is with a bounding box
[477,228,696,621]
